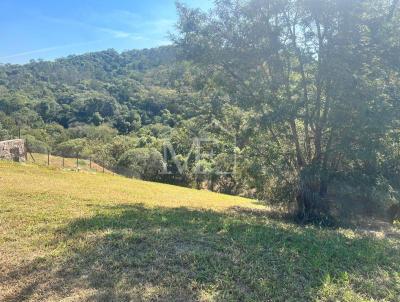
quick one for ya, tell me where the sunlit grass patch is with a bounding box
[26,153,110,173]
[0,162,399,301]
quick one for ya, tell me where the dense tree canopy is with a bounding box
[175,0,400,221]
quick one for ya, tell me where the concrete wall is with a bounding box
[0,139,26,162]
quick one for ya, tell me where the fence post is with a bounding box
[47,150,50,166]
[76,154,79,170]
[89,157,92,169]
[102,160,105,173]
[62,157,65,168]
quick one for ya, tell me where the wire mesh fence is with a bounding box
[0,135,135,178]
[25,151,111,174]
[6,135,112,174]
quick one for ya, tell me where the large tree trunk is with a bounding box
[296,167,331,224]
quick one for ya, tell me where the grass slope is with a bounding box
[0,162,399,302]
[27,153,111,173]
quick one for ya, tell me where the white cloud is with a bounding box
[39,15,140,40]
[0,40,100,60]
[97,28,132,39]
[14,10,177,60]
[87,9,176,36]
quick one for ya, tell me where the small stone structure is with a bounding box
[0,139,27,162]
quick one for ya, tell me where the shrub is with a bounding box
[117,148,164,181]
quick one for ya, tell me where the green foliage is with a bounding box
[175,0,400,221]
[117,148,164,180]
[55,138,88,157]
[24,135,49,154]
[0,123,10,141]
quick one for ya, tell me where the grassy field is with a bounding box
[0,161,399,301]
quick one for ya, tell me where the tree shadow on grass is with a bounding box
[3,204,400,301]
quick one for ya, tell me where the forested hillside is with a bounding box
[0,46,248,195]
[0,46,183,133]
[1,0,400,224]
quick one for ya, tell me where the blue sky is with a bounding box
[0,0,213,64]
